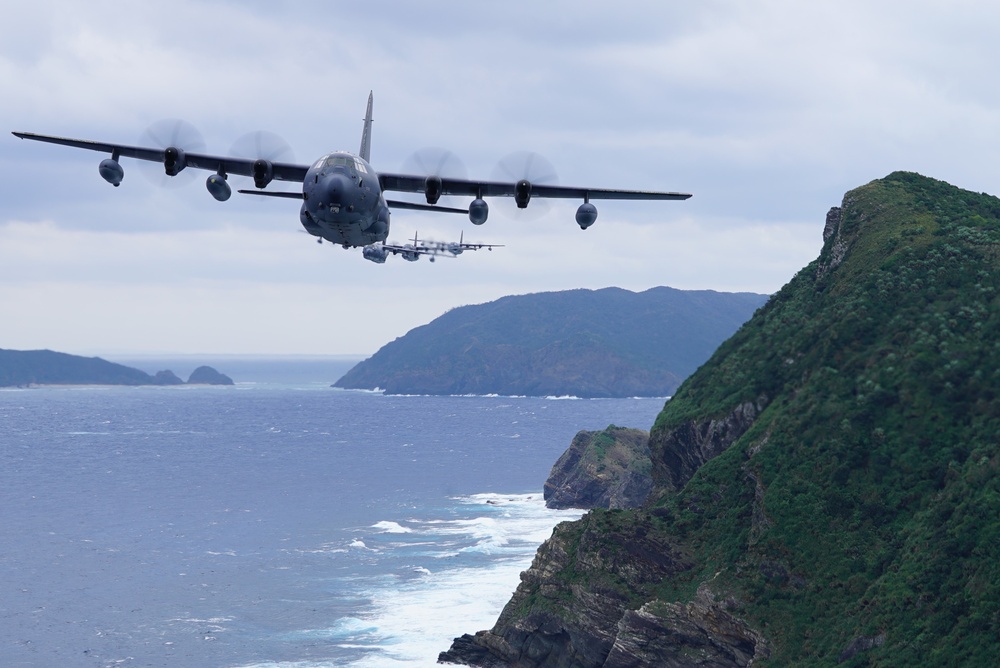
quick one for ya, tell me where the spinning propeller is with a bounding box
[402,147,467,206]
[226,130,296,198]
[137,119,206,187]
[492,151,559,219]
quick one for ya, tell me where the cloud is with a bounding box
[2,0,998,354]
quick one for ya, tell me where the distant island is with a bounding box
[333,286,768,398]
[0,349,233,387]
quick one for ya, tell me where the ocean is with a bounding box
[0,361,665,667]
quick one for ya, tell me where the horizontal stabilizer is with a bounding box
[237,189,304,200]
[387,199,468,214]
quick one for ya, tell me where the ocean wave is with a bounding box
[371,521,413,534]
[311,491,584,666]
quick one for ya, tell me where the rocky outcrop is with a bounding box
[438,511,766,667]
[816,205,847,279]
[152,370,184,385]
[187,365,234,385]
[603,588,769,667]
[544,426,652,510]
[649,396,767,494]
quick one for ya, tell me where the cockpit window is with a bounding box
[325,156,353,168]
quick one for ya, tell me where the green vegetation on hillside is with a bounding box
[456,173,1000,667]
[645,172,1000,664]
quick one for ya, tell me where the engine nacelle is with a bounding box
[576,202,598,229]
[206,174,231,202]
[98,158,124,187]
[425,175,443,205]
[514,179,531,208]
[252,159,274,189]
[163,147,186,176]
[469,198,489,225]
[362,244,389,264]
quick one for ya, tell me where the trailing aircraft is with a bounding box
[12,93,691,263]
[366,231,504,264]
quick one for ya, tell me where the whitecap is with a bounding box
[349,539,377,551]
[371,521,412,534]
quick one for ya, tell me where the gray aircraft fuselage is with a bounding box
[300,151,390,247]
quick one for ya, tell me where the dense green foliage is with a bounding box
[641,173,1000,664]
[334,287,767,397]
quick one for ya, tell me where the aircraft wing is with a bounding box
[378,172,691,201]
[381,242,450,257]
[457,241,504,251]
[11,132,310,182]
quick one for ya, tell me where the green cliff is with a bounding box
[334,287,768,398]
[440,172,1000,666]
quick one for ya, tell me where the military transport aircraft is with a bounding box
[12,92,691,263]
[370,231,504,264]
[371,231,504,264]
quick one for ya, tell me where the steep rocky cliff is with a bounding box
[441,172,1000,666]
[544,426,653,510]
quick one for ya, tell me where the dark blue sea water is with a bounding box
[0,370,665,667]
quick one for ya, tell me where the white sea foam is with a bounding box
[371,521,413,534]
[322,493,583,667]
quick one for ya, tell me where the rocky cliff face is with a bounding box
[439,511,769,667]
[544,426,653,510]
[441,173,1000,666]
[648,396,767,496]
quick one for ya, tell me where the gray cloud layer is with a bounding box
[2,1,994,354]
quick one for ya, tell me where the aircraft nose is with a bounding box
[320,173,351,207]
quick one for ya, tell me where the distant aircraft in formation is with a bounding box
[372,231,503,263]
[12,93,691,264]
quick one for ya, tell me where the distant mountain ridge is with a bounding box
[334,287,769,398]
[0,349,233,386]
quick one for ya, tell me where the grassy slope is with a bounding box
[569,173,1000,665]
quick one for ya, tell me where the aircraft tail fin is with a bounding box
[359,91,373,162]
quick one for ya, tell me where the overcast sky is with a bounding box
[3,0,999,356]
